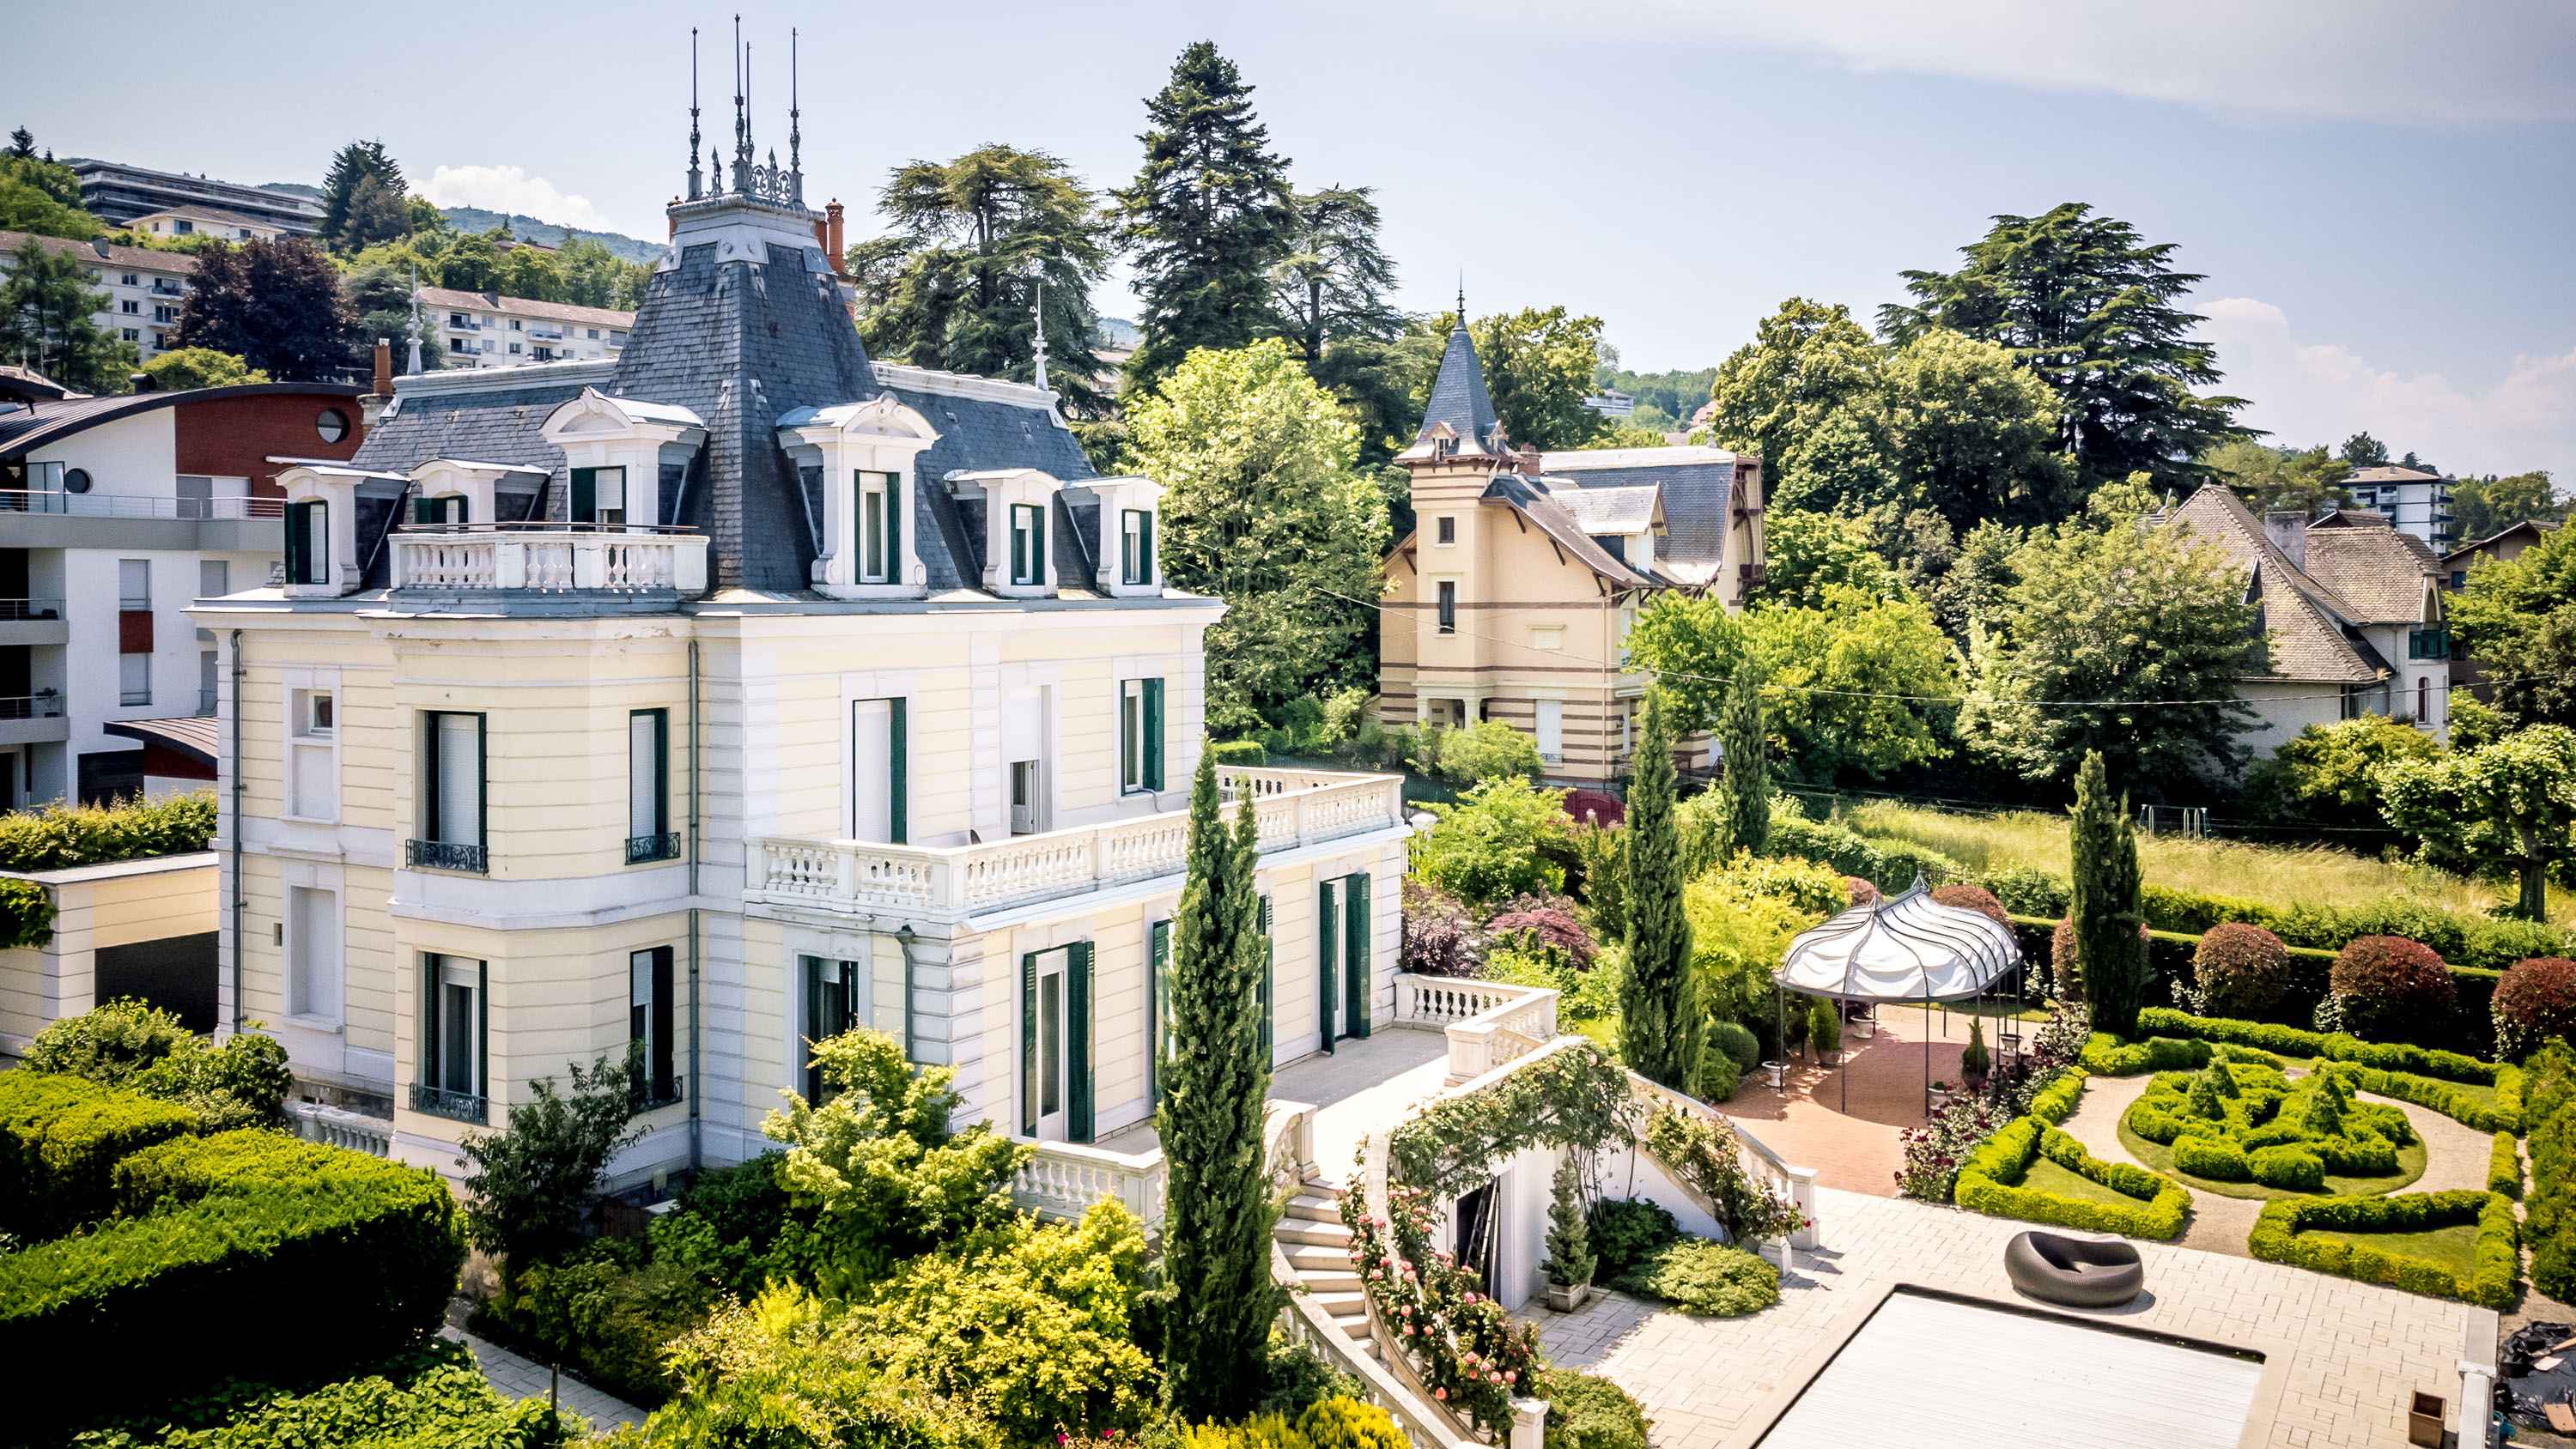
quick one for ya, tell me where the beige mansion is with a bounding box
[1378,312,1766,785]
[201,131,1407,1185]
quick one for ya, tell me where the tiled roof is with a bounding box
[1400,321,1503,459]
[1482,474,1653,588]
[2302,525,2436,624]
[1551,483,1659,535]
[0,229,197,276]
[2347,465,2443,485]
[2443,519,2560,563]
[2160,486,2378,682]
[416,287,637,330]
[1539,445,1741,580]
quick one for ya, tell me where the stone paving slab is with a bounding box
[1534,1185,2486,1449]
[441,1325,647,1434]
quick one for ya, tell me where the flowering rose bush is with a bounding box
[1341,1180,1542,1436]
[1894,1094,2014,1203]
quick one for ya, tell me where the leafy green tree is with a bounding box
[1757,509,1907,610]
[1116,40,1294,391]
[1599,363,1719,427]
[1715,664,1770,857]
[2379,705,2576,921]
[1273,185,1400,365]
[1927,518,2024,637]
[1876,328,2074,529]
[2450,470,2564,540]
[318,139,410,252]
[1437,718,1544,785]
[2069,751,2149,1037]
[1880,203,2251,489]
[1956,497,2261,792]
[2449,520,2576,730]
[1412,776,1573,908]
[854,145,1115,416]
[460,1049,645,1296]
[1745,585,1960,783]
[2341,431,2390,468]
[762,1025,1029,1296]
[497,243,564,305]
[1705,297,1893,512]
[1121,339,1388,731]
[0,236,134,391]
[1475,305,1611,451]
[2242,716,2440,834]
[173,237,356,380]
[436,231,504,292]
[23,997,291,1131]
[555,238,648,311]
[344,262,444,372]
[6,127,28,159]
[0,147,100,240]
[1157,749,1279,1421]
[1625,591,1745,735]
[137,346,268,391]
[1619,691,1702,1092]
[2202,440,2354,517]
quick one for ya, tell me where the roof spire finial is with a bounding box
[788,27,803,204]
[1031,271,1048,391]
[686,27,703,202]
[1456,273,1466,326]
[730,15,749,192]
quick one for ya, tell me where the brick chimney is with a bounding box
[2262,511,2308,573]
[361,338,395,427]
[826,199,846,263]
[1517,444,1542,476]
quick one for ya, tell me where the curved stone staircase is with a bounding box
[1276,1179,1377,1359]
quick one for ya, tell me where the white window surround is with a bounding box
[280,665,342,824]
[1086,476,1165,597]
[273,464,398,597]
[541,387,709,531]
[951,468,1066,599]
[273,858,348,1035]
[837,666,924,842]
[775,396,939,597]
[1534,699,1565,764]
[286,882,343,1028]
[405,458,542,524]
[780,923,884,1080]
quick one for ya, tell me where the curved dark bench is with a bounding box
[2005,1230,2144,1307]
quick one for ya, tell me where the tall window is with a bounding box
[288,885,341,1022]
[628,709,676,863]
[118,558,149,610]
[1010,503,1046,585]
[1147,919,1174,1105]
[631,946,676,1105]
[285,500,329,585]
[415,712,486,871]
[118,653,150,706]
[801,955,863,1101]
[289,688,336,820]
[572,467,626,525]
[1120,678,1165,794]
[1120,509,1154,585]
[117,559,151,704]
[850,698,907,844]
[1534,699,1564,764]
[416,953,487,1121]
[857,471,902,583]
[1437,581,1457,634]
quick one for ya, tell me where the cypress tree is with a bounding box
[2069,749,2149,1038]
[1156,749,1280,1418]
[1618,691,1702,1092]
[1715,664,1770,858]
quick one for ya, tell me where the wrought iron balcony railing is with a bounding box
[409,1082,488,1124]
[626,831,683,864]
[404,838,489,873]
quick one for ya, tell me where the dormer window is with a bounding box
[1011,504,1047,587]
[858,471,900,583]
[1121,508,1154,586]
[414,495,466,525]
[774,397,939,598]
[574,467,627,525]
[286,501,330,585]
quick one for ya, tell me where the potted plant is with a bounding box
[1541,1157,1595,1312]
[1764,1059,1787,1089]
[1807,997,1842,1066]
[1928,1079,1953,1109]
[1960,1018,1991,1093]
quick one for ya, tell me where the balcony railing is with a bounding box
[0,490,283,520]
[0,597,63,620]
[391,524,709,595]
[0,691,64,720]
[746,767,1406,922]
[404,838,489,873]
[626,830,683,864]
[408,1082,488,1124]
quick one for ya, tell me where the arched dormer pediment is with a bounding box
[405,458,545,527]
[541,388,709,442]
[540,389,708,528]
[776,394,942,597]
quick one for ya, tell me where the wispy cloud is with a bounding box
[1475,0,2576,124]
[417,164,622,234]
[2203,296,2573,478]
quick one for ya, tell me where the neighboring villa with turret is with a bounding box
[1376,306,1767,785]
[198,73,1409,1189]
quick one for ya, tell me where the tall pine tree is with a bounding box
[317,140,409,253]
[1156,749,1280,1419]
[0,237,133,392]
[1716,664,1770,858]
[1115,41,1294,392]
[1618,691,1701,1092]
[2069,749,2149,1037]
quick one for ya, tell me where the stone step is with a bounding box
[1306,1289,1367,1317]
[1276,1218,1354,1248]
[1331,1311,1373,1341]
[1283,1192,1344,1223]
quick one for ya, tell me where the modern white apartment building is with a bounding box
[0,230,199,361]
[0,380,367,804]
[419,288,632,369]
[129,205,288,243]
[2343,464,2456,547]
[204,127,1409,1192]
[68,158,324,237]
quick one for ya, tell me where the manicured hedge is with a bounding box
[1765,814,1963,894]
[2029,1064,2087,1125]
[2133,1009,2501,1086]
[2318,1060,2525,1134]
[0,1128,463,1433]
[2248,1190,2518,1308]
[0,1070,197,1239]
[2080,1033,2211,1076]
[2529,1044,2576,1300]
[1954,1114,2190,1240]
[2489,1132,2522,1198]
[1208,739,1269,767]
[0,791,217,871]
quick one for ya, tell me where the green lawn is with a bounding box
[2302,1222,2482,1277]
[2116,1122,2429,1201]
[2021,1156,2153,1208]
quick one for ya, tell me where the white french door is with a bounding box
[852,700,893,842]
[1032,949,1069,1142]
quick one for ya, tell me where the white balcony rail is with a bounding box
[0,489,283,520]
[1012,1137,1167,1231]
[746,767,1405,922]
[391,524,709,595]
[286,1100,393,1158]
[1393,973,1561,1084]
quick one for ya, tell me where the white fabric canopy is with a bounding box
[1774,879,2021,1004]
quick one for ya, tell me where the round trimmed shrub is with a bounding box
[1694,1048,1742,1102]
[1931,883,2009,927]
[2194,923,2292,1020]
[2173,1134,2251,1181]
[1536,1369,1650,1449]
[2249,1143,2326,1191]
[1844,876,1880,907]
[2494,956,2576,1062]
[2330,936,2454,1042]
[1710,1018,1761,1074]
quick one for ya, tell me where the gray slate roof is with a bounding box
[1481,474,1653,588]
[1539,446,1741,579]
[1401,321,1503,459]
[1551,484,1659,535]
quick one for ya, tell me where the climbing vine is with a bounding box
[1387,1042,1637,1198]
[1342,1180,1543,1437]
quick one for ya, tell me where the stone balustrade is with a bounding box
[390,525,709,595]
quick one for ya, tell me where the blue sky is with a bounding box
[19,0,2574,479]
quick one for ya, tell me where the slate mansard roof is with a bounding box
[347,200,1105,598]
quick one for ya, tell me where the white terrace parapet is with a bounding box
[1012,1137,1167,1230]
[746,767,1406,923]
[390,524,709,595]
[1394,973,1561,1084]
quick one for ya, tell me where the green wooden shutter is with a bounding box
[476,960,489,1101]
[571,468,596,523]
[1316,879,1338,1054]
[1257,896,1273,1059]
[1139,511,1154,581]
[1148,920,1171,1106]
[420,955,440,1089]
[1142,680,1164,791]
[650,946,675,1100]
[1033,503,1048,585]
[1067,942,1093,1143]
[283,503,308,583]
[887,698,908,845]
[475,715,489,851]
[1011,509,1027,583]
[1346,872,1372,1039]
[1020,952,1038,1137]
[801,957,822,1100]
[413,495,434,525]
[885,474,902,585]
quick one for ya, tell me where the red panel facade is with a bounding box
[171,389,366,501]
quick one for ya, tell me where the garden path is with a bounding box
[440,1324,645,1434]
[2054,1069,2496,1257]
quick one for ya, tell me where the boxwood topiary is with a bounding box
[1536,1369,1651,1449]
[2250,1144,2326,1191]
[1609,1237,1779,1317]
[2249,1189,2518,1308]
[0,1070,197,1239]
